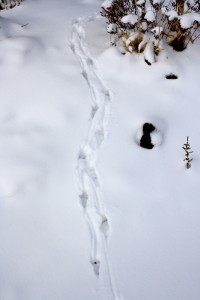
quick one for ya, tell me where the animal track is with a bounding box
[92,260,101,276]
[79,191,88,208]
[71,14,122,300]
[101,216,110,238]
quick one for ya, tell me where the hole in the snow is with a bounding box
[136,122,162,149]
[165,73,178,79]
[140,123,155,149]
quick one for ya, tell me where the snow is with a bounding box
[151,129,163,146]
[180,12,200,29]
[101,0,113,10]
[151,26,163,37]
[121,14,138,26]
[88,16,200,300]
[0,1,103,300]
[137,0,146,5]
[0,1,200,300]
[107,23,117,33]
[153,0,165,4]
[145,10,156,22]
[143,40,155,64]
[166,10,178,21]
[187,0,195,7]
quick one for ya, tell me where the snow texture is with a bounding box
[166,10,178,21]
[0,1,200,300]
[151,26,163,37]
[107,23,118,33]
[71,14,122,300]
[145,10,156,22]
[137,0,145,6]
[143,40,155,64]
[151,129,162,146]
[153,0,165,4]
[101,0,114,9]
[180,12,200,29]
[121,14,138,25]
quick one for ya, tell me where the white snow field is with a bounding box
[0,1,200,300]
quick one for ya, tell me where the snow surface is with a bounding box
[144,10,156,22]
[121,14,138,26]
[180,12,200,29]
[166,10,178,21]
[87,15,200,300]
[151,26,163,37]
[107,23,117,34]
[101,0,113,10]
[137,0,146,6]
[153,0,165,5]
[1,1,200,300]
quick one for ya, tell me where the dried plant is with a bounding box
[0,0,23,10]
[101,0,200,60]
[182,136,193,169]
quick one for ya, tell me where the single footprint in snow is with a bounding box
[86,57,94,66]
[90,128,104,150]
[100,216,110,238]
[90,105,99,119]
[92,260,100,276]
[69,42,75,53]
[95,128,104,146]
[103,89,111,99]
[79,191,88,208]
[81,70,88,81]
[78,148,87,160]
[87,167,99,186]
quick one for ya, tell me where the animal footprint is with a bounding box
[78,148,87,160]
[100,216,110,238]
[79,191,88,208]
[90,105,99,119]
[87,57,94,66]
[92,260,100,276]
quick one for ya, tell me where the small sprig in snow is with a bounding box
[182,136,193,169]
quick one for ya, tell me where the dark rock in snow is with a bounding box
[165,73,178,79]
[140,123,156,149]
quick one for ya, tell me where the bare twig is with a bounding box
[182,136,193,169]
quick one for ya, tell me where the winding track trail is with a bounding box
[70,15,122,300]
